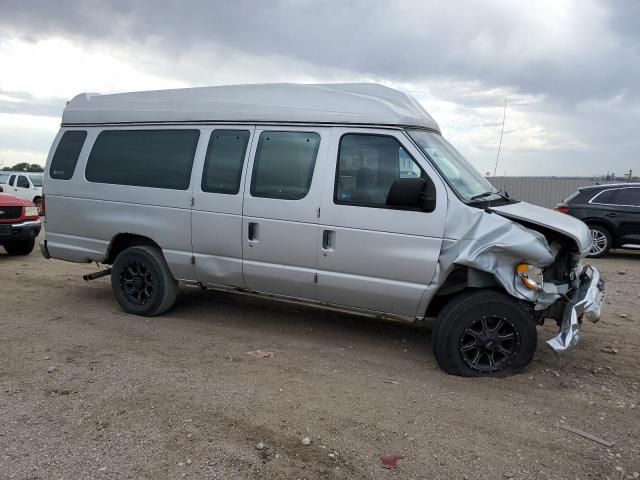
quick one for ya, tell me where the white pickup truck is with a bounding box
[1,173,43,213]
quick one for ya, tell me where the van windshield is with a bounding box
[408,130,501,202]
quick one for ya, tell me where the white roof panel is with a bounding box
[61,83,440,131]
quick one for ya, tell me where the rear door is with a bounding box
[316,128,447,318]
[241,127,329,300]
[192,127,254,287]
[610,187,640,246]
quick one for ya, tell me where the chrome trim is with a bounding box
[10,220,42,229]
[582,182,640,190]
[588,186,640,208]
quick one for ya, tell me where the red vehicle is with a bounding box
[0,193,41,255]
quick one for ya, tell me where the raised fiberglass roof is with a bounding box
[61,83,440,131]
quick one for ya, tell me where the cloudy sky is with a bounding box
[0,0,638,176]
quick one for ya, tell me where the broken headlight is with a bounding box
[516,264,544,291]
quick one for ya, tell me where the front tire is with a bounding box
[587,225,612,258]
[111,245,178,316]
[3,238,35,256]
[432,290,537,377]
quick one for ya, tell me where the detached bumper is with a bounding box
[547,265,605,352]
[0,220,41,242]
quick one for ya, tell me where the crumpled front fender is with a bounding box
[420,206,557,314]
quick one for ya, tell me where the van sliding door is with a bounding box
[191,127,256,288]
[241,127,330,300]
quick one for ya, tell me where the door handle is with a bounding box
[605,212,618,217]
[248,222,258,242]
[322,230,335,251]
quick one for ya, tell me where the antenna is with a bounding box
[493,98,507,180]
[488,98,507,209]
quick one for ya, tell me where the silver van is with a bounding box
[40,83,604,376]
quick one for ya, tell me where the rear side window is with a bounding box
[611,188,640,207]
[591,189,618,204]
[250,131,320,200]
[50,130,87,180]
[29,175,43,187]
[202,130,250,194]
[86,130,200,190]
[335,134,426,207]
[9,175,15,186]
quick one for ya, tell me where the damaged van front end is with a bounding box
[487,201,605,352]
[424,196,605,355]
[408,130,605,360]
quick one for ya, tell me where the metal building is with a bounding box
[487,177,624,209]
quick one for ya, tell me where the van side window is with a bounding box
[49,130,87,180]
[250,131,320,200]
[17,176,30,188]
[9,175,15,186]
[335,134,425,207]
[86,130,200,190]
[202,130,250,194]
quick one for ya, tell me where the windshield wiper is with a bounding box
[470,191,493,200]
[470,189,510,201]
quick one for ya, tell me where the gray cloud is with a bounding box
[0,0,638,175]
[2,0,639,103]
[0,90,66,117]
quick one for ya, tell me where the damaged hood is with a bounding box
[489,201,592,256]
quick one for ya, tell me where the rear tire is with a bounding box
[3,238,35,256]
[432,290,537,377]
[111,245,178,316]
[586,225,612,258]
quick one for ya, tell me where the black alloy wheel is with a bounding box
[120,260,155,306]
[459,315,520,373]
[432,290,537,377]
[111,245,178,316]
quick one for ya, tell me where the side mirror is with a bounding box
[386,177,437,212]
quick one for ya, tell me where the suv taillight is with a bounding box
[555,206,569,214]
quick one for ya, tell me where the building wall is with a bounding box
[487,177,623,209]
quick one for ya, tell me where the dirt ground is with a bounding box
[1,238,639,480]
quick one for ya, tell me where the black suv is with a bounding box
[555,183,640,257]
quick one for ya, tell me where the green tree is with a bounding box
[8,162,29,171]
[7,162,43,172]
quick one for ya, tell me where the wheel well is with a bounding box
[424,266,503,318]
[582,220,616,244]
[104,233,161,265]
[33,196,41,203]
